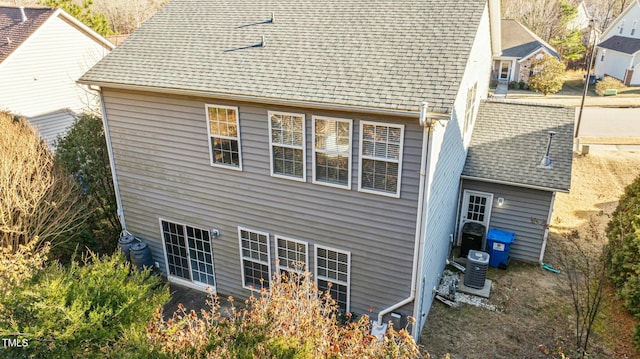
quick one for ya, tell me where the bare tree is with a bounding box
[0,111,89,251]
[558,222,609,358]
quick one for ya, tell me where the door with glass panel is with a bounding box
[161,219,216,293]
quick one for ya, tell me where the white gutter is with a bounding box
[77,80,452,121]
[460,174,569,193]
[98,90,126,230]
[538,192,556,263]
[375,102,431,331]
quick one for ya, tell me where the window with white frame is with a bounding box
[315,245,350,312]
[620,20,625,34]
[269,111,306,180]
[358,121,404,197]
[275,236,308,277]
[464,82,477,135]
[206,105,242,169]
[161,219,216,288]
[238,227,271,290]
[632,20,637,36]
[313,116,352,188]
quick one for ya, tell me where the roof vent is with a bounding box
[261,35,266,47]
[538,131,556,169]
[6,37,11,45]
[19,6,27,24]
[271,11,275,23]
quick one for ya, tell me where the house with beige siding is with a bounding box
[594,0,640,85]
[0,6,113,148]
[79,0,573,338]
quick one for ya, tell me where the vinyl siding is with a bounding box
[0,14,110,117]
[102,88,422,316]
[28,109,76,149]
[461,180,553,262]
[415,3,493,335]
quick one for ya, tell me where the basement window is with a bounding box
[315,245,350,312]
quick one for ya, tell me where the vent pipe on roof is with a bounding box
[538,131,556,168]
[261,35,266,47]
[271,11,275,23]
[19,6,27,24]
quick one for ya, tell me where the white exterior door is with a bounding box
[458,190,493,244]
[499,61,511,81]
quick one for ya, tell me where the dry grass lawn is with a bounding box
[421,149,640,358]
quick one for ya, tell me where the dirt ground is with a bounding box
[420,149,640,358]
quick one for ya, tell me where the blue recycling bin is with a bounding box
[487,228,516,269]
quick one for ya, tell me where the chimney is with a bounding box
[488,0,501,57]
[19,6,28,24]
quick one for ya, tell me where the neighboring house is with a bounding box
[0,6,113,148]
[594,0,640,85]
[461,101,574,263]
[492,19,560,84]
[79,0,571,339]
[567,1,592,32]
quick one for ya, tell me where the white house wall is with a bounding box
[0,14,110,117]
[601,2,640,42]
[595,48,632,81]
[414,2,493,336]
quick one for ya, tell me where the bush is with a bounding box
[595,76,625,96]
[55,113,121,259]
[111,271,421,358]
[0,251,169,358]
[518,81,526,89]
[528,54,566,95]
[606,174,640,349]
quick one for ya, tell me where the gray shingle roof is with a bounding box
[599,35,640,55]
[501,19,559,59]
[0,6,56,63]
[462,101,574,192]
[80,0,487,114]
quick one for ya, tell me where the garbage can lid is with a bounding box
[130,242,148,251]
[487,228,515,244]
[462,222,486,235]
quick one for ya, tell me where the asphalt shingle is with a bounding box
[80,0,487,114]
[598,35,640,55]
[501,19,559,59]
[0,6,56,63]
[462,100,574,192]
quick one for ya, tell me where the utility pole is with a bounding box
[575,19,598,151]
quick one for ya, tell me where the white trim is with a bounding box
[0,8,113,72]
[314,244,351,313]
[538,192,556,263]
[498,60,512,81]
[205,104,243,171]
[237,226,272,291]
[267,111,307,182]
[98,91,125,230]
[311,115,353,190]
[158,217,218,294]
[274,235,309,274]
[357,121,404,198]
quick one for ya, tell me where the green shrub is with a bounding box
[518,81,526,89]
[0,251,169,358]
[595,76,625,96]
[606,174,640,349]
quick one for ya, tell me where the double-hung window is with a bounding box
[238,227,271,290]
[315,245,351,312]
[312,116,352,189]
[275,236,308,278]
[464,82,477,135]
[358,121,404,197]
[206,105,242,169]
[269,111,306,180]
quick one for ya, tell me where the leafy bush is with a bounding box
[595,76,625,96]
[0,251,169,358]
[606,174,640,349]
[518,81,526,90]
[55,114,121,258]
[528,54,566,95]
[111,271,421,358]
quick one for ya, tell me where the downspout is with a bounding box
[98,90,127,231]
[538,192,556,263]
[373,102,431,335]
